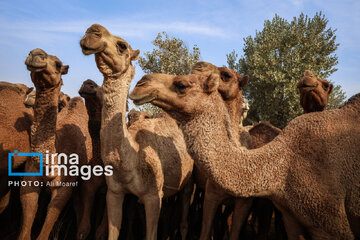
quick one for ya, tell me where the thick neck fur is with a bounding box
[101,64,137,171]
[31,85,60,156]
[180,92,286,197]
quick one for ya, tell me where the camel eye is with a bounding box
[117,42,127,52]
[221,72,232,82]
[174,81,188,93]
[55,62,62,70]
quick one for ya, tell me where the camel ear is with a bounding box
[239,75,249,88]
[204,73,219,93]
[304,70,314,77]
[61,65,69,75]
[26,87,34,95]
[131,49,140,61]
[328,83,333,94]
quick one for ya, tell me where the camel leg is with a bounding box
[96,205,108,240]
[107,190,125,240]
[77,180,98,240]
[144,194,162,240]
[18,184,41,240]
[199,181,227,240]
[0,176,10,214]
[36,186,73,240]
[229,197,253,240]
[0,189,11,214]
[253,198,274,240]
[281,209,307,240]
[180,180,194,240]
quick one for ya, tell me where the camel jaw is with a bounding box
[129,91,157,106]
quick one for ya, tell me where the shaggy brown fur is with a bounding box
[0,82,33,213]
[80,24,194,240]
[19,49,92,240]
[297,70,333,113]
[130,73,360,239]
[127,108,152,127]
[190,62,252,240]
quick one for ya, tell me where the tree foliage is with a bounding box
[137,32,201,116]
[228,12,345,128]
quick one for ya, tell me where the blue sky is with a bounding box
[0,0,359,104]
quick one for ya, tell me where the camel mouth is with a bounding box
[78,90,96,97]
[80,43,106,55]
[129,92,157,106]
[26,64,46,72]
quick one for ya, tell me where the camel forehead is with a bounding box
[87,24,110,34]
[48,55,62,64]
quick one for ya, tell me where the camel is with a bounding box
[129,73,360,239]
[191,62,254,240]
[78,79,108,240]
[80,24,194,240]
[19,48,92,240]
[297,70,333,113]
[0,82,34,213]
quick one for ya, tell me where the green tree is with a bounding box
[228,12,345,128]
[137,32,200,116]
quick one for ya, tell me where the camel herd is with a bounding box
[0,23,358,240]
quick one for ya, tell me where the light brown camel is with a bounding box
[0,82,33,213]
[297,70,333,113]
[19,48,92,240]
[80,24,194,240]
[191,61,253,240]
[78,79,108,240]
[130,73,360,239]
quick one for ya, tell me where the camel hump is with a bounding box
[341,93,360,110]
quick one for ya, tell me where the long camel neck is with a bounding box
[101,66,137,171]
[84,96,102,158]
[181,93,287,197]
[31,85,60,155]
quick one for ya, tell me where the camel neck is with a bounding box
[225,94,243,142]
[31,86,60,155]
[84,96,102,159]
[101,65,137,171]
[102,66,133,130]
[181,93,286,198]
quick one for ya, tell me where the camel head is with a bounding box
[79,79,102,101]
[23,87,35,107]
[241,98,250,120]
[190,61,249,100]
[58,92,70,111]
[80,24,140,76]
[129,73,221,120]
[127,108,152,127]
[25,48,69,90]
[297,70,333,113]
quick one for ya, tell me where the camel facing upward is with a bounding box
[130,73,360,239]
[297,70,333,113]
[20,49,92,240]
[80,24,194,240]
